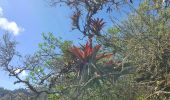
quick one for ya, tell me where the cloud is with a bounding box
[14,69,28,77]
[0,7,24,35]
[0,18,24,35]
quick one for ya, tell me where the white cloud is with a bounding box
[0,18,24,35]
[0,7,24,35]
[21,70,27,77]
[15,69,28,77]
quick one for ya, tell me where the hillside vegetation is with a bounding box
[1,0,170,100]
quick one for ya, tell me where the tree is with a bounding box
[100,1,170,99]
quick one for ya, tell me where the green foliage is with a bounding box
[34,32,133,99]
[4,0,170,100]
[102,1,170,99]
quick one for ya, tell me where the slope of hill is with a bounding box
[0,87,41,100]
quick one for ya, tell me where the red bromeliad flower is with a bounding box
[70,40,113,63]
[71,11,81,28]
[90,18,105,36]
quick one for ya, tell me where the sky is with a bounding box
[0,0,83,90]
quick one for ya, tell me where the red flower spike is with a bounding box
[94,45,101,52]
[91,18,106,35]
[84,41,93,57]
[96,53,113,60]
[71,11,81,28]
[70,46,84,60]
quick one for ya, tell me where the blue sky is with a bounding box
[0,0,84,90]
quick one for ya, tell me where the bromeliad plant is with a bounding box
[70,39,113,83]
[70,39,112,63]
